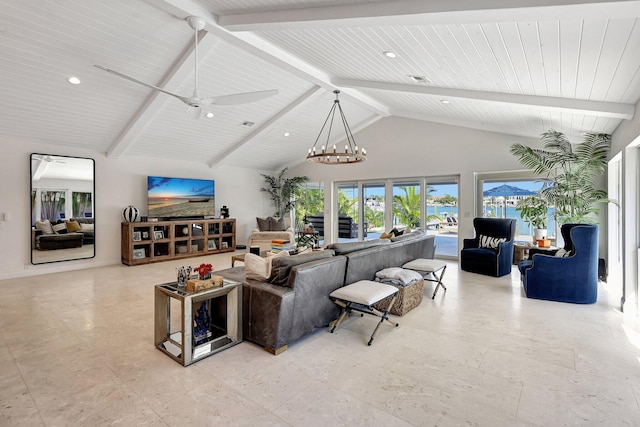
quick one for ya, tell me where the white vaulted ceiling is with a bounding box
[2,0,640,171]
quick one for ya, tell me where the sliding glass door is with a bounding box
[362,182,385,240]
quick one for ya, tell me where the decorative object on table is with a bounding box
[122,205,140,222]
[220,205,229,218]
[142,231,149,239]
[515,195,549,243]
[187,275,223,292]
[537,239,551,248]
[153,230,164,240]
[194,263,213,280]
[132,231,142,242]
[207,240,217,250]
[182,226,189,235]
[510,130,612,225]
[132,248,145,259]
[307,90,367,164]
[221,241,228,249]
[193,302,212,346]
[176,266,192,290]
[260,167,309,217]
[140,216,148,222]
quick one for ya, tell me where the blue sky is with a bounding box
[340,180,545,198]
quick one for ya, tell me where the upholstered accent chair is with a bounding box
[461,218,516,277]
[247,216,294,252]
[517,224,598,304]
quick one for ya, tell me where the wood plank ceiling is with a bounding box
[1,0,639,170]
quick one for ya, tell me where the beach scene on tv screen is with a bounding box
[148,176,215,218]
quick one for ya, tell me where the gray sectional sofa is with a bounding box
[217,230,435,354]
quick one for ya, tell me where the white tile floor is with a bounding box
[1,253,639,426]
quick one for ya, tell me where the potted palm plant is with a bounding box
[516,196,549,243]
[510,130,611,226]
[260,167,309,217]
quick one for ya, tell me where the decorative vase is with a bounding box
[220,206,229,218]
[122,205,140,223]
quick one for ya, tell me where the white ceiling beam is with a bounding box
[333,78,635,120]
[32,160,48,182]
[220,0,640,30]
[106,31,220,158]
[147,0,390,117]
[208,85,324,168]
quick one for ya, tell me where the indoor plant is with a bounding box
[510,130,611,225]
[516,196,549,242]
[260,167,309,217]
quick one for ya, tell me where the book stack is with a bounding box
[271,239,296,253]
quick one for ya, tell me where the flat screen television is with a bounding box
[148,176,215,219]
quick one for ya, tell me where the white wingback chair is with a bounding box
[247,217,294,252]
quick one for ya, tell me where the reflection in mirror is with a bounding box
[30,154,95,265]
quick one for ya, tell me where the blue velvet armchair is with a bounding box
[461,218,516,277]
[517,224,598,304]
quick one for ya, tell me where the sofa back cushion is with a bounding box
[269,250,335,286]
[325,239,390,255]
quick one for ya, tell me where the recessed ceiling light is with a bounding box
[67,76,81,85]
[383,51,398,58]
[206,112,214,118]
[440,99,450,104]
[408,75,430,84]
[283,132,290,137]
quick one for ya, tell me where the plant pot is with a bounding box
[534,228,547,241]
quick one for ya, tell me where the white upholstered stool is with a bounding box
[329,280,399,346]
[402,259,447,299]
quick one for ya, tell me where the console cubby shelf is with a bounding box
[121,219,236,266]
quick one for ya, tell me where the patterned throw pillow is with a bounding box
[478,234,507,249]
[555,248,572,257]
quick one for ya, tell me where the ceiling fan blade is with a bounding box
[207,89,278,106]
[94,64,190,104]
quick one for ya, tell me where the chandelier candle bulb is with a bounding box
[333,145,336,152]
[321,145,325,153]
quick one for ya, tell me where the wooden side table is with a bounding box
[154,279,242,366]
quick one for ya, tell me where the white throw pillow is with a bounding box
[80,223,94,231]
[51,222,67,234]
[478,234,507,249]
[36,220,54,234]
[245,253,270,280]
[244,251,289,281]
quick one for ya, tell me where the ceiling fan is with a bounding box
[95,16,278,118]
[32,155,66,164]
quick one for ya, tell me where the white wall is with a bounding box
[291,116,540,243]
[610,101,640,315]
[1,140,273,280]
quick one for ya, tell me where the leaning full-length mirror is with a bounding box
[31,154,95,265]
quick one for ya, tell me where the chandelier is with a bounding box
[306,90,366,164]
